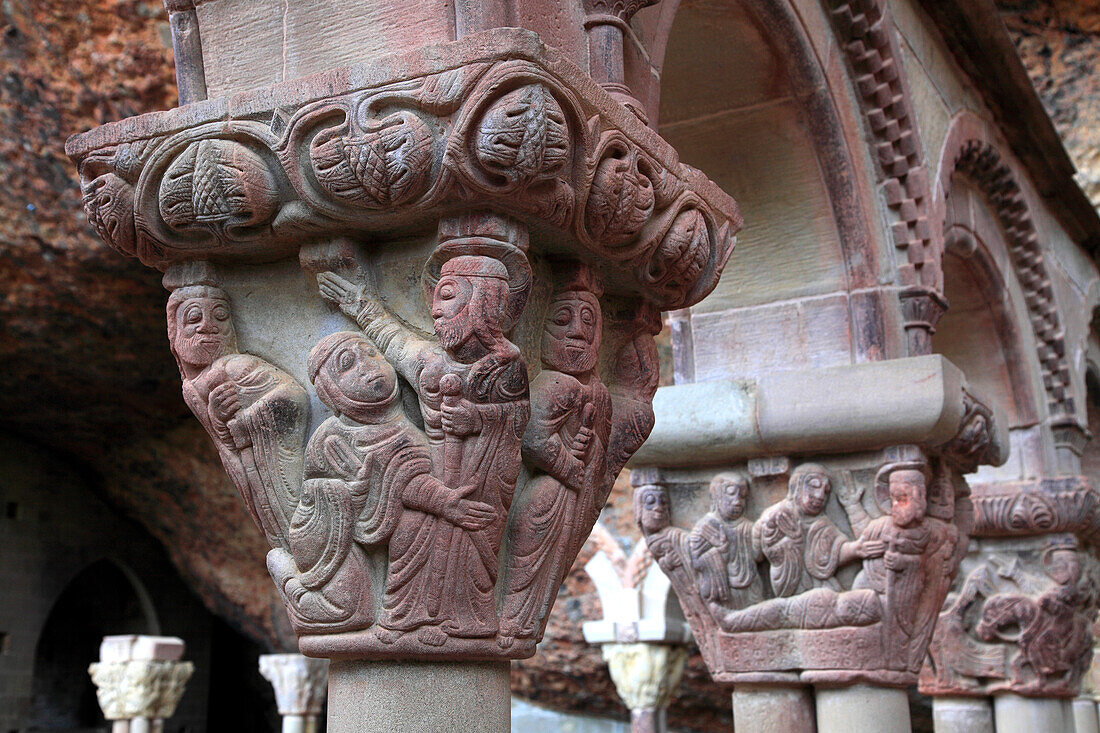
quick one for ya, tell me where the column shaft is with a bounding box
[993,694,1071,733]
[932,696,993,733]
[815,685,909,733]
[732,684,814,733]
[328,660,510,733]
[1074,699,1099,733]
[630,707,665,733]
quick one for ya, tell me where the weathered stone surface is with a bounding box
[998,1,1100,212]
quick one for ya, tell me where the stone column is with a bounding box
[67,7,739,730]
[993,694,1072,733]
[259,654,328,733]
[88,635,194,733]
[583,528,692,732]
[1073,697,1100,733]
[631,358,1008,732]
[931,696,994,733]
[602,643,688,733]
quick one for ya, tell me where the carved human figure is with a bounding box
[267,332,494,634]
[753,464,872,598]
[636,484,691,585]
[318,253,529,644]
[976,543,1092,688]
[499,263,612,646]
[603,303,662,488]
[688,473,763,614]
[166,284,308,550]
[852,461,957,671]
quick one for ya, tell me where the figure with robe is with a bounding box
[689,473,764,616]
[266,331,494,634]
[753,464,874,598]
[499,262,612,646]
[853,461,953,671]
[318,252,529,644]
[166,283,308,551]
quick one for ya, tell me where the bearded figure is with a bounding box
[499,262,612,646]
[166,283,309,550]
[318,248,530,645]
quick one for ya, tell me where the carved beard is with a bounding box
[542,335,597,375]
[435,311,473,352]
[180,332,232,369]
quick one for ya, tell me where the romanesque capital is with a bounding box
[602,642,688,715]
[258,654,329,717]
[920,536,1099,698]
[88,636,194,723]
[66,28,739,663]
[631,357,1006,687]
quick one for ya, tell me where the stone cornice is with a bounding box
[66,27,738,310]
[971,477,1100,546]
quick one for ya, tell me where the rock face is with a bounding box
[999,0,1100,211]
[0,0,1094,731]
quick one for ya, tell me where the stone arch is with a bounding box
[27,558,160,730]
[649,0,886,382]
[935,114,1075,424]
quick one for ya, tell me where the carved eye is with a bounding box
[185,305,202,324]
[338,349,355,371]
[212,305,230,321]
[553,307,571,326]
[579,306,595,325]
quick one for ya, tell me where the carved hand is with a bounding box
[570,425,594,461]
[317,271,365,320]
[442,496,496,531]
[858,539,886,559]
[834,470,863,506]
[441,399,482,436]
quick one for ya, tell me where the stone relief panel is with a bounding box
[635,432,999,687]
[920,537,1100,698]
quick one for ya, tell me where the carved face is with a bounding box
[432,274,476,351]
[794,471,831,517]
[635,485,671,534]
[327,339,398,409]
[175,296,235,368]
[888,470,927,527]
[712,475,748,521]
[541,291,600,375]
[1045,548,1081,587]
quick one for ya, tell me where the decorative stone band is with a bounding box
[65,27,738,311]
[970,477,1100,545]
[630,356,1007,688]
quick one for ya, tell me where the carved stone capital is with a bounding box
[68,29,737,664]
[88,636,193,722]
[634,436,999,688]
[602,642,688,712]
[258,654,329,717]
[919,537,1099,698]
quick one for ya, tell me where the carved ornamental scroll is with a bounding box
[635,402,1004,687]
[67,29,739,662]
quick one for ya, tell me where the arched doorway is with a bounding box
[28,559,158,731]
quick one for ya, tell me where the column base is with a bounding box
[328,659,510,733]
[732,683,814,733]
[815,685,909,733]
[932,696,993,733]
[992,694,1071,733]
